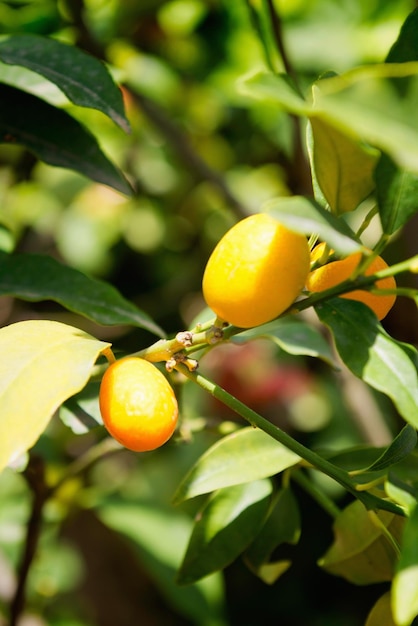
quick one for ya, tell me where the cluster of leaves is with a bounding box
[0,2,418,626]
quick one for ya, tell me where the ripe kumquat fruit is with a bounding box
[202,213,310,328]
[306,242,397,320]
[99,357,178,452]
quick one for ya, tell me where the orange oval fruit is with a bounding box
[99,357,178,452]
[202,213,310,328]
[306,242,397,320]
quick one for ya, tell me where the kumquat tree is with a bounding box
[1,1,418,625]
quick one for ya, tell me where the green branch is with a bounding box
[176,364,405,517]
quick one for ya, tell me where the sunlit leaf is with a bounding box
[316,299,418,428]
[385,474,417,515]
[312,62,418,173]
[0,34,130,132]
[239,71,310,116]
[232,317,335,366]
[375,154,418,234]
[0,320,110,472]
[0,83,132,195]
[392,503,418,626]
[263,195,362,256]
[0,251,164,337]
[177,480,272,585]
[318,500,404,584]
[172,427,300,504]
[309,117,378,214]
[366,424,417,472]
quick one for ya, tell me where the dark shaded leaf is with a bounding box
[244,487,300,584]
[0,251,164,337]
[375,154,418,234]
[0,83,132,195]
[177,480,272,585]
[0,34,130,131]
[386,8,418,63]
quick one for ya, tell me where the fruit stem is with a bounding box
[175,364,405,518]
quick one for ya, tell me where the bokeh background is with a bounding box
[0,1,417,625]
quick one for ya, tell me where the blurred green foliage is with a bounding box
[0,1,417,625]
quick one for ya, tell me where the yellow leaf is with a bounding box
[365,592,396,626]
[0,320,110,471]
[318,500,404,585]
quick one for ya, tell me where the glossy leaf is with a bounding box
[316,299,418,428]
[0,34,130,132]
[392,504,418,626]
[318,500,404,584]
[244,486,300,584]
[232,317,336,366]
[0,251,164,337]
[264,195,362,256]
[0,320,110,472]
[312,63,418,173]
[0,84,132,195]
[177,480,272,585]
[366,424,417,473]
[309,117,378,214]
[172,427,300,504]
[375,154,418,234]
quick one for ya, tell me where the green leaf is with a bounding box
[0,320,109,472]
[316,299,418,428]
[239,71,310,116]
[0,83,132,195]
[263,195,362,256]
[318,500,404,585]
[0,251,164,337]
[375,154,418,234]
[177,480,272,585]
[0,34,130,132]
[232,317,336,366]
[244,487,300,584]
[311,63,418,173]
[309,118,378,214]
[366,424,417,473]
[392,503,418,626]
[385,474,417,515]
[59,381,102,434]
[365,592,397,626]
[386,8,418,64]
[172,427,300,504]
